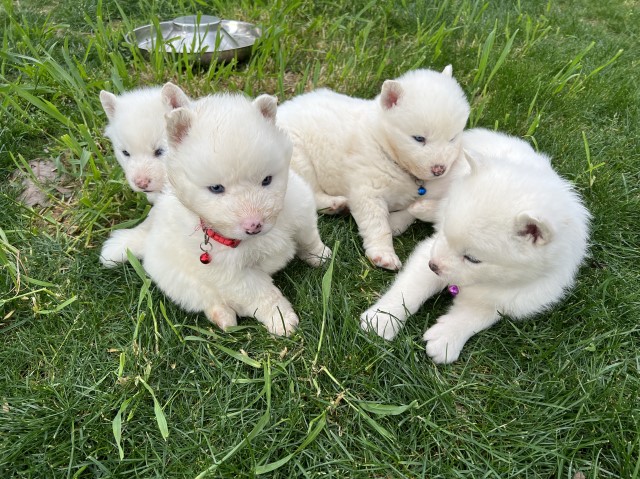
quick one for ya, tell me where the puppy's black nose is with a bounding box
[428,260,440,275]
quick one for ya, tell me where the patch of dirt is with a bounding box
[10,159,72,207]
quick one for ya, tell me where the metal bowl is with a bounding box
[126,15,261,64]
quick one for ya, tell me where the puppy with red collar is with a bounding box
[101,88,330,336]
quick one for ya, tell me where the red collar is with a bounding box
[199,219,241,248]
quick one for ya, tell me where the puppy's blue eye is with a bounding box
[122,150,130,157]
[412,135,426,144]
[261,175,272,187]
[208,184,225,194]
[463,254,482,264]
[154,148,164,157]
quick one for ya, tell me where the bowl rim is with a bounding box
[124,18,262,54]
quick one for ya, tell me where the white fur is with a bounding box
[99,215,153,265]
[100,83,190,202]
[277,67,470,270]
[101,92,330,336]
[408,128,551,222]
[361,128,590,363]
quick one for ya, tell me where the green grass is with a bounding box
[1,0,639,477]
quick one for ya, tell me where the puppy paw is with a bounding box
[360,307,402,340]
[206,305,238,331]
[367,249,402,270]
[99,227,147,267]
[99,235,130,267]
[423,321,466,364]
[267,309,299,337]
[299,243,332,267]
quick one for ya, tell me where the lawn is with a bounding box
[1,0,639,477]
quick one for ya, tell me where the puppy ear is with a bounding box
[515,212,553,246]
[380,80,403,110]
[165,108,194,146]
[99,90,118,120]
[162,82,191,110]
[253,94,278,123]
[442,64,453,77]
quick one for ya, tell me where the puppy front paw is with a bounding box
[423,321,466,364]
[267,308,299,337]
[366,249,401,270]
[99,236,129,268]
[206,305,238,331]
[299,243,332,267]
[360,307,402,340]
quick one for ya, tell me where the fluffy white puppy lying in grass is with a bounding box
[100,83,190,201]
[101,90,331,336]
[361,129,590,363]
[277,67,470,270]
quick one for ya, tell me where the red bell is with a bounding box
[200,252,212,264]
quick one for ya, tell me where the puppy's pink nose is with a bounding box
[134,177,151,190]
[242,218,263,235]
[428,260,440,275]
[431,165,446,177]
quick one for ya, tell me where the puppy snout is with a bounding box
[242,218,263,235]
[431,165,446,177]
[428,260,440,275]
[134,177,151,190]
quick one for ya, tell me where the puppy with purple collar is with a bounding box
[361,129,590,363]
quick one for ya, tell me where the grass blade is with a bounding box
[255,412,327,474]
[137,378,169,440]
[195,359,272,478]
[356,399,419,416]
[112,397,133,460]
[314,241,339,366]
[210,342,262,369]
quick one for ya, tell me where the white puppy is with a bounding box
[100,83,190,201]
[277,67,470,270]
[101,91,331,336]
[361,129,590,363]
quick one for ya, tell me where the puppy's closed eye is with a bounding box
[463,254,482,264]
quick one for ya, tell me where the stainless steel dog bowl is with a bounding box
[126,15,261,64]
